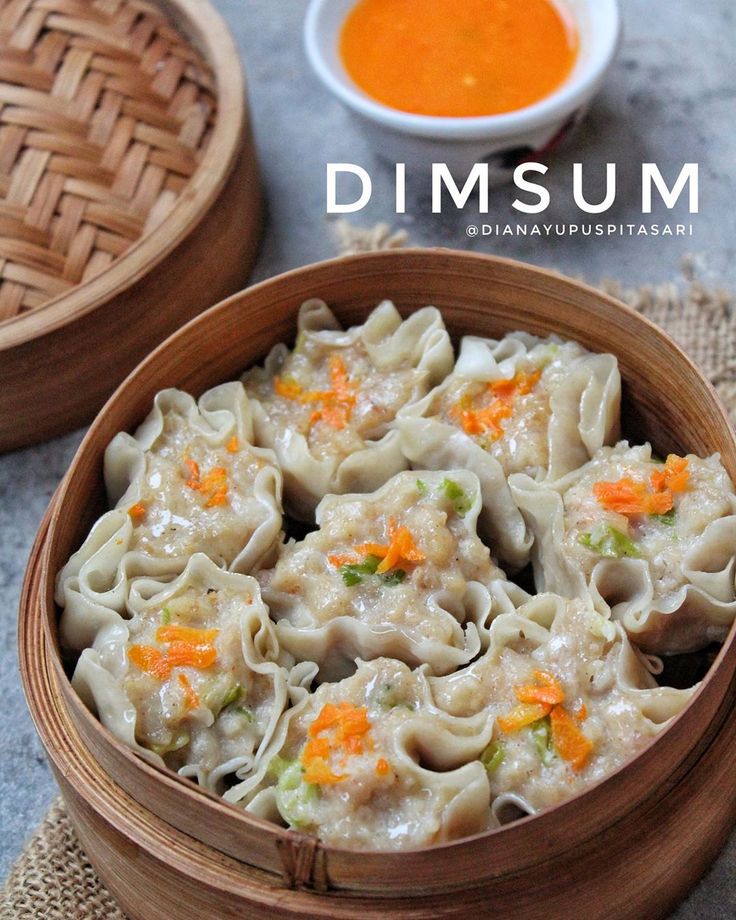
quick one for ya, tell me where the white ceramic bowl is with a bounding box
[305,0,621,178]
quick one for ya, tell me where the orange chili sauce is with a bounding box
[339,0,579,118]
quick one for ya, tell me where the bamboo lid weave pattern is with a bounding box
[0,0,217,322]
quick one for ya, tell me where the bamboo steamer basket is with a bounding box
[0,0,262,452]
[20,250,736,919]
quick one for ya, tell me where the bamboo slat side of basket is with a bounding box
[0,0,217,323]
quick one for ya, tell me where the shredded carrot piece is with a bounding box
[343,734,365,756]
[308,702,345,736]
[377,521,425,573]
[128,502,146,522]
[183,456,200,488]
[275,355,358,430]
[375,757,391,777]
[184,457,229,508]
[156,625,219,645]
[164,641,217,670]
[497,702,551,733]
[353,517,425,575]
[274,376,303,400]
[204,490,227,508]
[595,455,689,518]
[128,645,171,680]
[303,736,331,761]
[178,673,200,711]
[302,757,347,785]
[351,542,387,558]
[651,454,690,494]
[489,369,541,398]
[593,477,673,516]
[515,670,566,706]
[128,628,217,680]
[302,702,373,784]
[307,355,358,430]
[450,369,541,441]
[328,552,359,568]
[200,467,228,506]
[549,705,593,771]
[226,435,240,453]
[309,702,371,741]
[499,674,594,769]
[452,398,512,439]
[330,354,351,394]
[309,401,350,430]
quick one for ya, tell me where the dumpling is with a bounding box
[430,590,694,821]
[396,332,621,569]
[509,443,736,653]
[66,554,317,792]
[56,383,283,618]
[258,469,505,680]
[242,298,453,519]
[225,657,494,850]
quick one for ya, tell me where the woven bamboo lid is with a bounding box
[0,0,217,320]
[0,0,262,452]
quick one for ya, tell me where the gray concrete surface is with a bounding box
[1,0,734,914]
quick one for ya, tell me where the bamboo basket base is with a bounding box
[20,502,736,920]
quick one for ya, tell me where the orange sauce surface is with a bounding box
[340,0,579,118]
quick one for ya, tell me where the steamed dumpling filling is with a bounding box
[244,337,421,463]
[125,408,279,565]
[259,470,503,674]
[428,337,596,477]
[396,332,621,570]
[431,595,692,817]
[563,445,736,596]
[234,658,493,850]
[116,579,285,787]
[430,343,576,475]
[240,299,454,519]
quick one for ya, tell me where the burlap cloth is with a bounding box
[3,224,735,919]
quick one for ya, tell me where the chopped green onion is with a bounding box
[277,761,306,792]
[233,706,254,722]
[440,477,473,517]
[219,683,242,710]
[531,717,555,766]
[340,566,363,586]
[161,605,172,625]
[579,523,641,559]
[416,479,428,495]
[651,508,676,526]
[274,758,319,829]
[267,754,293,780]
[380,568,406,586]
[481,741,504,775]
[340,554,401,587]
